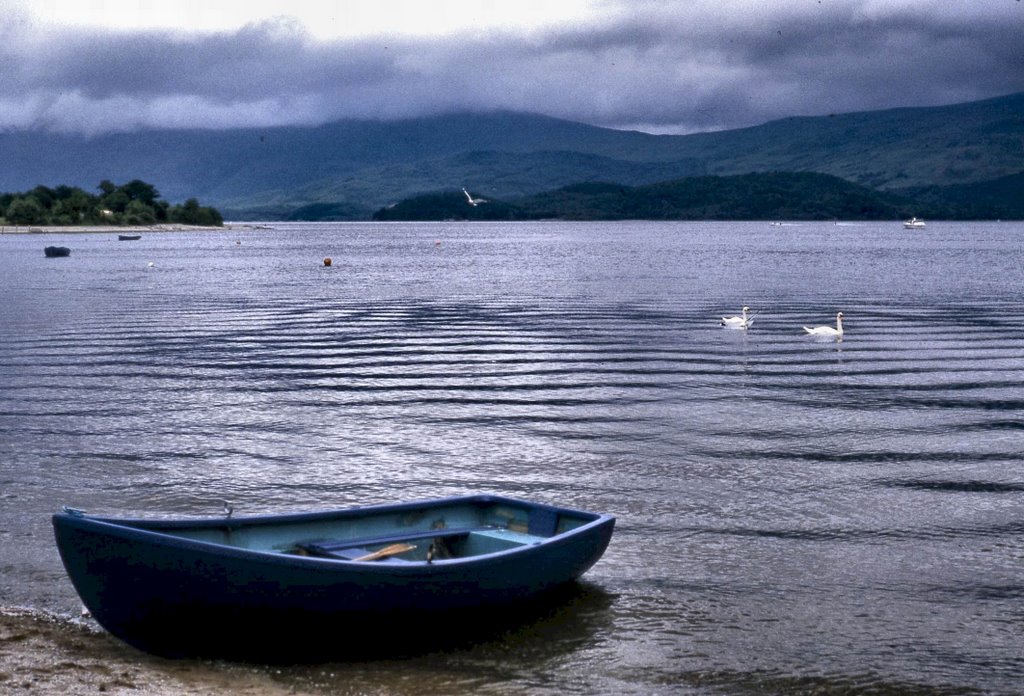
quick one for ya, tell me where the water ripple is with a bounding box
[2,221,1023,695]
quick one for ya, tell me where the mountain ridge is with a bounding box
[1,92,1021,220]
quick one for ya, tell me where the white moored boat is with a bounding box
[903,217,926,229]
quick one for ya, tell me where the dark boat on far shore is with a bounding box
[52,494,615,660]
[117,234,142,240]
[43,246,71,257]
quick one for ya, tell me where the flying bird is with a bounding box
[463,188,488,206]
[803,311,844,338]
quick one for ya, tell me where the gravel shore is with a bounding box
[0,607,313,695]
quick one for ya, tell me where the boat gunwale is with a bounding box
[54,494,614,572]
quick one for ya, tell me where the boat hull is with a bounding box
[53,495,614,659]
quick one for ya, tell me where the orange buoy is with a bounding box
[323,257,332,267]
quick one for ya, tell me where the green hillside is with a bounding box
[373,191,527,222]
[372,172,923,222]
[519,173,920,220]
[1,92,1021,220]
[225,150,705,220]
[895,171,1024,220]
[688,93,1024,190]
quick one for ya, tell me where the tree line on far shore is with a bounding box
[0,180,223,227]
[372,172,928,222]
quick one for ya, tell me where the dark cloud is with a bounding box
[2,1,1022,135]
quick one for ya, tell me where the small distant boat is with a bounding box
[43,246,71,257]
[53,494,615,659]
[903,217,926,229]
[118,234,142,241]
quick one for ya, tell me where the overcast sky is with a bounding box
[3,0,1023,136]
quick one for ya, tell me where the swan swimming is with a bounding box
[463,188,488,206]
[721,306,753,329]
[803,311,844,337]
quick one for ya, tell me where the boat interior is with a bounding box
[124,498,597,563]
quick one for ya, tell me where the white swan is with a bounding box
[721,306,753,329]
[803,311,844,337]
[463,188,487,206]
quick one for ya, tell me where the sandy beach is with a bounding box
[0,607,316,695]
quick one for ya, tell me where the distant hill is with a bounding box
[676,92,1024,191]
[895,171,1024,220]
[373,191,527,222]
[1,92,1021,220]
[520,173,923,220]
[0,114,690,218]
[373,172,923,222]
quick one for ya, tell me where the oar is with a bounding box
[354,543,416,562]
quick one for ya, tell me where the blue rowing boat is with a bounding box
[52,494,614,659]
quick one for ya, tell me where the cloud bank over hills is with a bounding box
[3,1,1023,136]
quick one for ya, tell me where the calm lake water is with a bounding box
[1,221,1022,694]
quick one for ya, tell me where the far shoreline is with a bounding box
[0,222,267,235]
